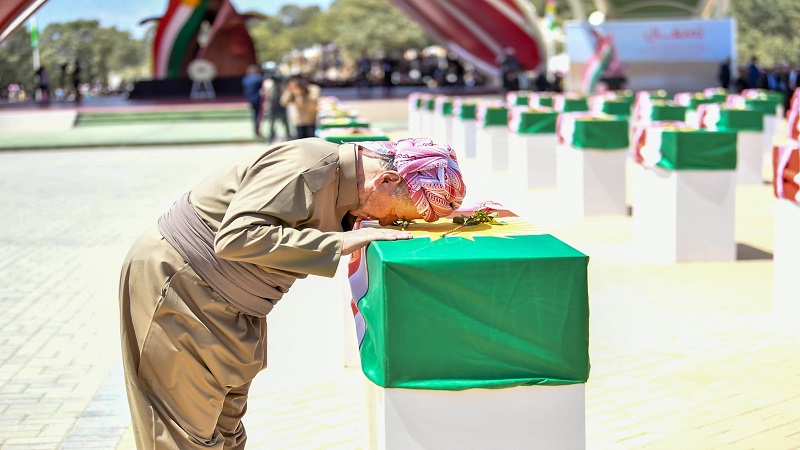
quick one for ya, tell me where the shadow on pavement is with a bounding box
[737,243,773,260]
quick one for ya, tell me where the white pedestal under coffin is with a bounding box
[508,133,558,190]
[774,199,800,318]
[631,164,737,262]
[432,115,454,147]
[451,119,476,161]
[475,126,510,174]
[762,115,778,178]
[736,131,766,184]
[557,146,628,218]
[407,109,422,137]
[418,110,434,139]
[366,383,586,450]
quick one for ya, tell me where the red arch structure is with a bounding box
[0,0,47,43]
[0,0,547,77]
[391,0,546,76]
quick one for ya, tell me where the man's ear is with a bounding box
[377,171,403,186]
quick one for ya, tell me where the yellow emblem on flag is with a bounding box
[371,217,545,242]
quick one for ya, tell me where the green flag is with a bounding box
[29,17,38,49]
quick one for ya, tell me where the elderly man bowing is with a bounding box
[119,137,466,449]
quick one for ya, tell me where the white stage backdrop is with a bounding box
[565,18,737,94]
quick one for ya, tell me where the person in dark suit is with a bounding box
[718,58,731,90]
[241,65,264,138]
[747,57,761,89]
[498,48,523,94]
[262,75,291,143]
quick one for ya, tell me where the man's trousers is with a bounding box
[119,226,267,449]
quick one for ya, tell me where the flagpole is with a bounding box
[30,16,40,70]
[544,0,557,77]
[30,15,42,102]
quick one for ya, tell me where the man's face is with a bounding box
[350,179,422,226]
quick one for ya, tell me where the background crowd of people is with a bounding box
[27,60,84,104]
[722,56,800,111]
[289,47,494,92]
[242,64,322,142]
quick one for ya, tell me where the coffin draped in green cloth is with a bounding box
[358,234,590,390]
[570,117,629,149]
[643,90,670,100]
[715,109,764,132]
[511,93,530,105]
[318,111,356,119]
[436,99,453,116]
[318,118,371,130]
[601,99,633,116]
[609,90,634,100]
[655,130,737,170]
[759,91,785,104]
[322,133,389,143]
[650,104,687,121]
[515,111,557,134]
[425,98,436,111]
[456,103,477,120]
[687,97,722,109]
[480,107,509,126]
[559,98,589,112]
[708,94,728,103]
[745,98,780,116]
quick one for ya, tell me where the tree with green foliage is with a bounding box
[1,19,147,97]
[283,8,335,50]
[0,26,34,93]
[730,0,800,67]
[244,0,432,66]
[38,20,145,89]
[246,5,328,64]
[275,4,323,28]
[324,0,433,57]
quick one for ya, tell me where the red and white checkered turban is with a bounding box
[359,138,467,222]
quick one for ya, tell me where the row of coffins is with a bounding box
[354,87,797,448]
[321,95,590,447]
[315,96,390,143]
[321,86,798,447]
[414,88,783,180]
[409,88,793,264]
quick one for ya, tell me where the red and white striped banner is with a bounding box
[347,220,370,348]
[555,111,597,145]
[696,103,722,130]
[630,121,691,166]
[774,141,800,203]
[787,88,800,140]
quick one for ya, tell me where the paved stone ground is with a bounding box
[1,109,799,449]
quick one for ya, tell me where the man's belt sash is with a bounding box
[158,193,293,317]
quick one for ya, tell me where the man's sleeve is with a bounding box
[214,158,344,278]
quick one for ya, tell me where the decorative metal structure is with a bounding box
[390,0,547,76]
[0,0,47,42]
[145,0,257,79]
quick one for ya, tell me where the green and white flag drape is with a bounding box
[580,27,616,95]
[153,0,209,79]
[631,121,737,170]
